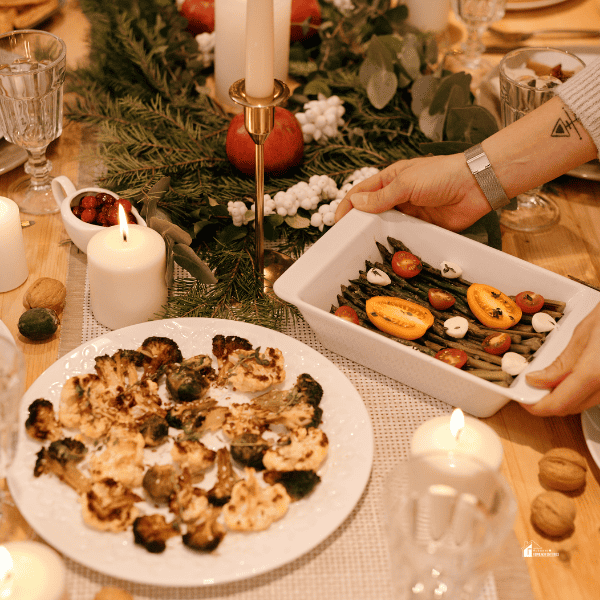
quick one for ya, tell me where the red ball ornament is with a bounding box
[180,0,215,35]
[290,0,322,42]
[226,107,304,176]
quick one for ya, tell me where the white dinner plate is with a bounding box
[8,318,374,587]
[0,139,27,176]
[479,45,600,181]
[507,0,568,10]
[581,406,600,470]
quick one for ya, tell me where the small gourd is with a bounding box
[18,307,60,341]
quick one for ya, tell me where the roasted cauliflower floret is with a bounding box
[182,505,226,552]
[25,398,62,442]
[34,438,90,494]
[136,336,183,380]
[208,448,238,506]
[223,468,290,532]
[142,464,179,506]
[81,478,141,533]
[168,469,211,524]
[166,355,215,403]
[166,399,227,437]
[90,428,146,488]
[94,350,141,391]
[221,402,269,438]
[263,427,328,472]
[213,334,285,393]
[170,437,216,481]
[133,514,179,554]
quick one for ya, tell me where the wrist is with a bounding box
[464,144,511,211]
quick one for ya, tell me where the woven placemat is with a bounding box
[51,255,536,600]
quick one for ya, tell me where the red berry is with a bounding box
[80,208,97,223]
[80,195,98,209]
[115,198,133,213]
[71,205,84,218]
[107,206,120,226]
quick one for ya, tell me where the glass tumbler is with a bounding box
[382,451,516,600]
[0,30,66,215]
[498,46,585,232]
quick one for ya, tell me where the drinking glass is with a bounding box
[498,47,586,232]
[0,337,25,536]
[382,451,516,600]
[451,0,506,90]
[0,30,66,215]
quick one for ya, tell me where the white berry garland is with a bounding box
[195,32,215,68]
[295,94,346,143]
[227,167,379,231]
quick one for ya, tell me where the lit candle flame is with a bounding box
[449,408,465,441]
[118,204,128,242]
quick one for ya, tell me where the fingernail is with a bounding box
[351,192,368,209]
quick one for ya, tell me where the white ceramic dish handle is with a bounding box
[51,176,78,210]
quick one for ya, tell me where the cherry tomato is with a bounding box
[391,251,422,279]
[428,288,456,310]
[435,348,468,368]
[466,283,522,330]
[366,296,434,340]
[334,306,359,325]
[515,291,545,314]
[482,332,511,355]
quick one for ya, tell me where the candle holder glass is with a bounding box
[382,450,516,600]
[229,78,294,290]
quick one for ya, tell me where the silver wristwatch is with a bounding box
[464,144,510,210]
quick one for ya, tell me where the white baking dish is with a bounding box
[273,210,600,417]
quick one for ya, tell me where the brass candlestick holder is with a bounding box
[229,79,293,291]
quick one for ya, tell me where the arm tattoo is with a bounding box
[551,106,583,141]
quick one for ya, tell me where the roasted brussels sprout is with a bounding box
[139,414,169,448]
[230,433,269,470]
[142,464,179,505]
[263,470,321,500]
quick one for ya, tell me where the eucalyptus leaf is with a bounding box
[365,35,396,71]
[366,68,398,110]
[429,72,472,115]
[445,105,499,144]
[410,74,440,115]
[399,43,421,81]
[148,216,193,245]
[285,213,311,229]
[419,110,445,142]
[303,79,332,97]
[172,244,217,284]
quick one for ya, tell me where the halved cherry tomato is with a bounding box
[515,291,545,314]
[334,305,359,325]
[366,296,434,340]
[466,283,522,330]
[435,348,468,368]
[482,332,511,355]
[428,288,456,310]
[391,251,422,278]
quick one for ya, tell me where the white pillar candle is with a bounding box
[404,0,450,33]
[245,0,274,99]
[0,541,66,600]
[0,197,28,293]
[411,409,504,471]
[214,0,292,108]
[87,225,168,330]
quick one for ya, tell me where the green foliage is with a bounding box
[67,0,500,329]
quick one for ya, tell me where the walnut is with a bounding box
[531,491,576,538]
[539,447,587,491]
[23,277,66,314]
[94,587,134,600]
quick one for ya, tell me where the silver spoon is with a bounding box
[488,26,600,43]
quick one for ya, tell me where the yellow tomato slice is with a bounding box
[366,296,434,340]
[466,283,522,330]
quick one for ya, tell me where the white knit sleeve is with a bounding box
[557,56,600,160]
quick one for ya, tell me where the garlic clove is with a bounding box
[532,312,557,333]
[501,351,529,375]
[443,316,469,339]
[366,268,391,286]
[440,261,462,279]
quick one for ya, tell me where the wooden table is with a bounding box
[1,1,600,599]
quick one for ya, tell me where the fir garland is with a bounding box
[66,0,497,329]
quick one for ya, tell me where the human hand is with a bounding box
[523,302,600,416]
[334,154,492,232]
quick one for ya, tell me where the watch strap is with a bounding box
[464,144,510,210]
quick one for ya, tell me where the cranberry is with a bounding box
[107,206,120,226]
[71,205,84,218]
[80,208,97,223]
[96,192,115,205]
[115,198,133,213]
[127,214,137,224]
[80,195,98,209]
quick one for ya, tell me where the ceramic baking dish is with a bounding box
[273,210,600,417]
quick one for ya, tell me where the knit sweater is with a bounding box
[557,56,600,159]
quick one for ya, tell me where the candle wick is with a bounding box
[123,230,128,243]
